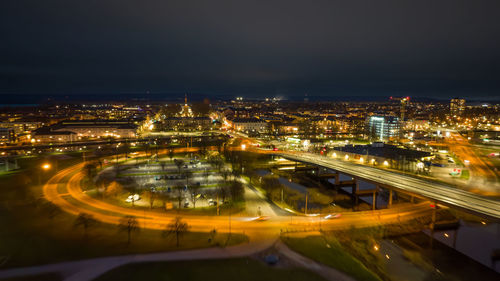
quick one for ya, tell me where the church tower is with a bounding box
[179,93,194,117]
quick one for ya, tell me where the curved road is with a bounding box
[44,161,433,234]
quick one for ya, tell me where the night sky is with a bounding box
[1,0,500,101]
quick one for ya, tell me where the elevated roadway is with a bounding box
[277,152,500,219]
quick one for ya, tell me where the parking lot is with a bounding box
[99,156,227,209]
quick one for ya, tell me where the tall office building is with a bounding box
[367,116,400,141]
[400,96,410,121]
[450,98,465,116]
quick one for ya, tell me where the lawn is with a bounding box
[95,258,328,281]
[460,169,470,180]
[0,198,247,269]
[0,157,248,269]
[282,235,382,281]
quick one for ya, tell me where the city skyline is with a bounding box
[0,1,499,281]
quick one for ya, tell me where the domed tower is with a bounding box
[179,93,194,117]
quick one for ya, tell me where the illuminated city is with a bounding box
[0,1,499,281]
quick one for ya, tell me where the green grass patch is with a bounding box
[95,258,328,281]
[283,236,382,281]
[448,154,464,166]
[460,169,470,180]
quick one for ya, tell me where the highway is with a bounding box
[277,152,500,219]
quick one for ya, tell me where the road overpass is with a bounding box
[277,152,500,220]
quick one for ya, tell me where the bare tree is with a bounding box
[218,185,228,204]
[215,158,224,172]
[83,163,97,179]
[189,184,201,208]
[163,217,190,247]
[183,170,193,187]
[173,185,185,209]
[174,159,184,174]
[209,156,224,172]
[229,180,244,202]
[74,213,98,240]
[203,169,210,185]
[119,215,140,245]
[160,161,166,171]
[262,176,282,201]
[143,189,157,209]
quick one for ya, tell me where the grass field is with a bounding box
[0,157,247,269]
[282,235,382,281]
[460,169,470,180]
[95,258,328,281]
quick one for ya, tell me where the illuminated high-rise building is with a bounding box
[450,98,465,116]
[400,96,410,121]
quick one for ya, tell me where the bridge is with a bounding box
[277,152,500,220]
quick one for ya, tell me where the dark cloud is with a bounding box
[1,0,500,99]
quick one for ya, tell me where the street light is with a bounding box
[38,163,51,185]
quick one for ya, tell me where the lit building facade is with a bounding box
[450,98,465,116]
[0,128,15,143]
[229,118,268,134]
[32,120,138,142]
[367,116,400,141]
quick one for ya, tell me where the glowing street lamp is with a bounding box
[241,144,246,150]
[38,163,51,185]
